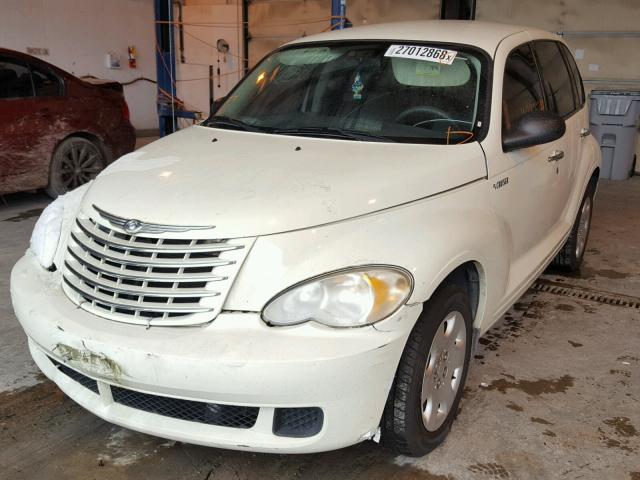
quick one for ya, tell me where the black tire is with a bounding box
[46,137,106,198]
[382,283,473,456]
[551,183,595,272]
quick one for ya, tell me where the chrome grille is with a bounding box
[62,212,253,326]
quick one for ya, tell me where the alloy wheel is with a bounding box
[58,142,103,190]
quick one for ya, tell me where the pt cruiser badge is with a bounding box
[493,177,509,190]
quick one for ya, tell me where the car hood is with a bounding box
[82,126,487,238]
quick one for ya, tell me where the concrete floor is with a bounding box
[0,176,638,480]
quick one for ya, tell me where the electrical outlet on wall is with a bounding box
[106,52,121,69]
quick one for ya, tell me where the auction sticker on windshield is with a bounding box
[384,45,458,65]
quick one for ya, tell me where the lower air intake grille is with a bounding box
[50,357,99,394]
[273,407,323,438]
[111,386,259,429]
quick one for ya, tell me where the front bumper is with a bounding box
[11,253,420,453]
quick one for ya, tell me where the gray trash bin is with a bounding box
[589,90,640,180]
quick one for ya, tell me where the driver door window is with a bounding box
[533,41,577,119]
[502,44,544,137]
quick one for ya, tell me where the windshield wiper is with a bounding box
[273,127,392,143]
[205,115,263,132]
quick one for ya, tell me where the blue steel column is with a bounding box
[154,0,177,136]
[331,0,346,30]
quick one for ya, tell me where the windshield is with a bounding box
[210,41,489,144]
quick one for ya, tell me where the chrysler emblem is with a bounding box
[93,205,215,234]
[123,219,143,234]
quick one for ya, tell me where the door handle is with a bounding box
[548,150,564,162]
[580,127,590,138]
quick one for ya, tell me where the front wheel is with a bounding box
[551,184,595,272]
[46,137,106,198]
[382,284,472,456]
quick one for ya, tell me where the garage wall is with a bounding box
[247,0,440,67]
[347,0,440,27]
[176,2,243,118]
[176,0,440,118]
[476,0,640,170]
[0,0,158,132]
[248,0,328,68]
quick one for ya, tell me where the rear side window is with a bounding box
[533,41,576,117]
[502,43,545,136]
[558,43,585,108]
[31,66,62,96]
[0,58,33,99]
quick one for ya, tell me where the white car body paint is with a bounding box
[86,127,486,238]
[10,20,600,453]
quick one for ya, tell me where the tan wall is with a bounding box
[247,0,440,67]
[477,0,640,31]
[185,0,239,5]
[346,0,440,27]
[248,0,329,67]
[476,0,640,170]
[176,3,244,120]
[184,0,441,89]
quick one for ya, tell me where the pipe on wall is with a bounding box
[175,0,185,63]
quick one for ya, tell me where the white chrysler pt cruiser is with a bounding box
[11,21,600,456]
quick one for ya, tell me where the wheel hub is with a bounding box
[421,311,467,432]
[433,350,449,389]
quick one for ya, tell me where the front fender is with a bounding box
[224,180,509,331]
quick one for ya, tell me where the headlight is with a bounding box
[29,182,92,269]
[262,267,413,327]
[30,196,65,269]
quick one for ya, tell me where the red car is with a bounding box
[0,48,135,197]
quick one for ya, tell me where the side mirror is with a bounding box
[210,96,227,115]
[503,111,566,152]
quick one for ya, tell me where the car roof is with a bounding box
[0,47,72,78]
[287,20,558,57]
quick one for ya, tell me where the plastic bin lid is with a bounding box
[590,90,640,97]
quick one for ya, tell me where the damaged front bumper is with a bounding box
[11,252,421,453]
